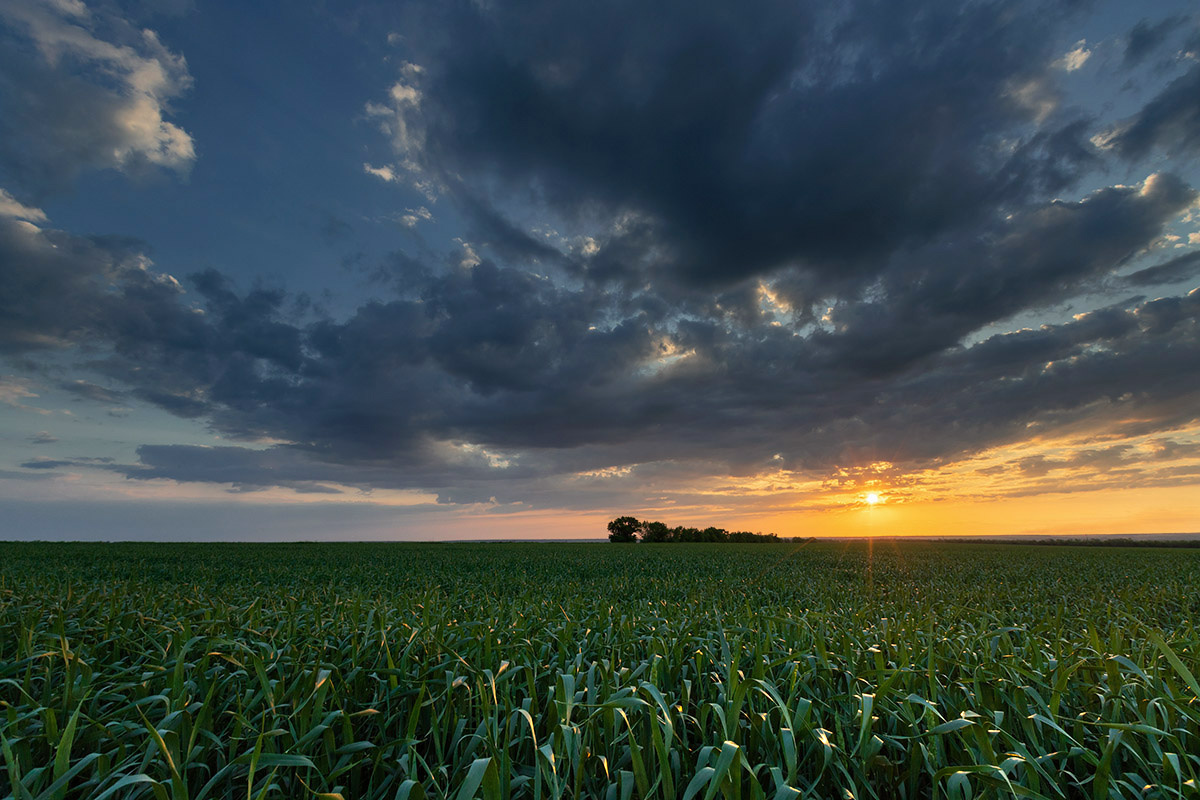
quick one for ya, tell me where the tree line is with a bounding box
[607,516,780,543]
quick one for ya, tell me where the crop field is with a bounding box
[2,541,1199,800]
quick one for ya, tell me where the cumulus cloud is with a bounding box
[399,206,433,228]
[1054,40,1091,72]
[361,63,435,195]
[363,163,397,182]
[365,77,423,155]
[0,187,47,222]
[0,0,194,194]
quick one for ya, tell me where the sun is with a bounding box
[865,492,881,506]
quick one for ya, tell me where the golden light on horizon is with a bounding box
[865,492,881,506]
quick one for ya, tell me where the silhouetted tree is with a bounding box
[640,520,670,543]
[607,516,641,543]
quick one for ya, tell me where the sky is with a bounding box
[1,0,1199,540]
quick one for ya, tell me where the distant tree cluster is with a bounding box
[607,516,779,543]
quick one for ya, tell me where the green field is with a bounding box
[2,541,1199,799]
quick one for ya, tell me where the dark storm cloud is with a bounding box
[1101,64,1200,161]
[814,174,1196,373]
[385,0,1097,291]
[1125,250,1200,287]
